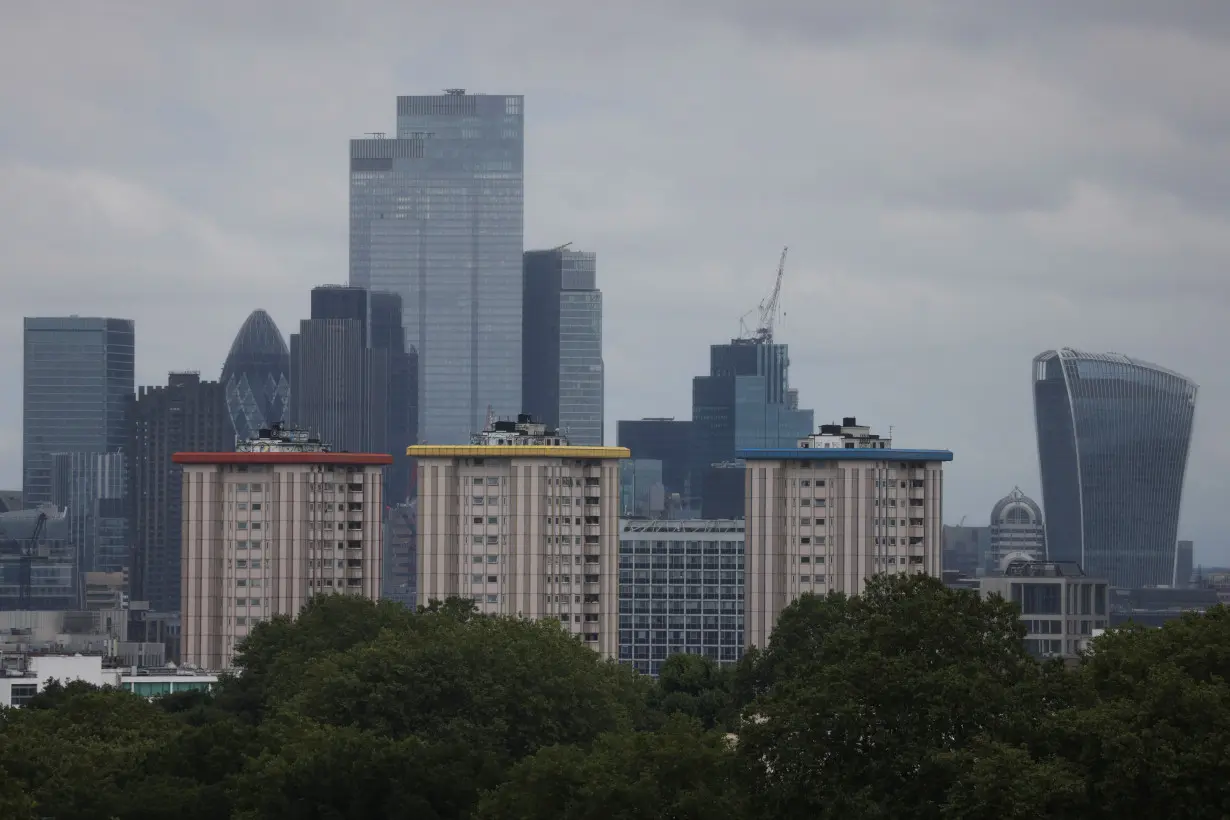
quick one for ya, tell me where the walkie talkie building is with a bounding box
[1033,349,1197,589]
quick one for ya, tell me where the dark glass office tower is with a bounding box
[691,339,814,517]
[286,287,393,467]
[23,317,135,507]
[128,372,230,610]
[617,418,694,502]
[221,310,290,443]
[1033,349,1197,589]
[523,248,603,445]
[350,91,524,444]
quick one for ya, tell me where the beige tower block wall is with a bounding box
[745,458,945,650]
[416,450,623,659]
[180,461,384,670]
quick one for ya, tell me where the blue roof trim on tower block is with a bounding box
[737,448,954,462]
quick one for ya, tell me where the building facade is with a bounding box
[617,518,745,675]
[23,317,135,507]
[692,339,813,518]
[128,373,231,612]
[979,560,1109,659]
[49,451,127,580]
[410,415,626,658]
[174,424,390,669]
[383,501,417,608]
[741,419,952,649]
[617,419,694,505]
[1033,349,1197,589]
[988,487,1046,572]
[619,459,665,519]
[522,248,604,446]
[289,290,389,458]
[350,90,524,445]
[220,309,290,444]
[1175,540,1194,589]
[942,524,992,577]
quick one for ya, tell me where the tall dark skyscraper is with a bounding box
[221,309,290,443]
[299,285,416,501]
[617,418,694,502]
[523,248,604,445]
[350,90,524,444]
[23,317,135,507]
[1033,348,1197,589]
[691,339,814,517]
[128,372,230,611]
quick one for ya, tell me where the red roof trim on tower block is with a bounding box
[172,453,394,465]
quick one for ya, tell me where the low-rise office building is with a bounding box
[410,415,627,658]
[741,418,952,649]
[0,653,217,707]
[979,560,1109,658]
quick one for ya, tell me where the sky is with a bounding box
[1,2,1227,563]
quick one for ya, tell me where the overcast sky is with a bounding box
[1,2,1227,562]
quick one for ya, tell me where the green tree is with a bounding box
[476,716,748,820]
[736,574,1048,820]
[214,594,417,721]
[650,653,736,731]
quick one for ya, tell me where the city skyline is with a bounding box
[0,4,1228,563]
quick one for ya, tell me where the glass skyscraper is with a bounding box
[350,90,524,444]
[692,339,814,517]
[221,309,290,444]
[23,317,135,507]
[1033,349,1197,589]
[523,248,604,445]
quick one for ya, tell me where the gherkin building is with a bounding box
[221,310,290,444]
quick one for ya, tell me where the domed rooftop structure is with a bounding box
[221,310,290,443]
[991,487,1042,526]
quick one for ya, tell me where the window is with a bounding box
[236,616,247,625]
[235,598,247,606]
[250,598,261,606]
[237,502,248,510]
[487,477,500,485]
[237,522,248,530]
[251,503,262,511]
[236,559,248,569]
[473,478,484,485]
[472,574,483,583]
[487,575,498,583]
[487,555,499,564]
[472,556,483,563]
[473,517,483,524]
[10,684,38,707]
[488,517,498,524]
[486,594,498,604]
[251,559,262,569]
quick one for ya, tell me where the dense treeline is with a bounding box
[2,576,1230,819]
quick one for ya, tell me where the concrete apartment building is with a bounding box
[409,415,628,658]
[173,423,390,669]
[741,417,953,649]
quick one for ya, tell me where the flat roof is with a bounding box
[407,445,630,460]
[737,448,954,462]
[172,453,393,465]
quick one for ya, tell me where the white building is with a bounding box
[173,423,390,670]
[988,487,1046,571]
[742,417,952,649]
[0,654,217,707]
[410,415,628,658]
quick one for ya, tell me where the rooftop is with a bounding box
[738,448,953,462]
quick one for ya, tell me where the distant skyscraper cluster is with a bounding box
[8,87,1208,679]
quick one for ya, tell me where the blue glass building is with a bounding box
[618,518,746,675]
[523,248,603,446]
[23,317,135,508]
[350,90,524,444]
[221,310,290,444]
[1033,349,1197,589]
[692,339,814,517]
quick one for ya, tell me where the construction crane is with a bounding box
[740,247,789,344]
[17,510,48,611]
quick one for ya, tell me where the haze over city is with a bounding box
[1,1,1227,562]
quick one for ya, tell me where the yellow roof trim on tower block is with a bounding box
[407,445,631,459]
